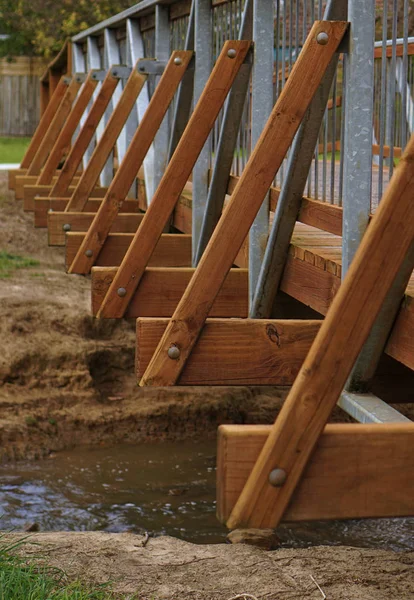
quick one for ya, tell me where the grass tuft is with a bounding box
[0,251,39,278]
[0,533,137,599]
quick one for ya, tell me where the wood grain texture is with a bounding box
[385,294,414,370]
[137,319,321,385]
[97,40,252,318]
[91,267,248,317]
[37,73,98,185]
[17,175,65,201]
[138,21,348,386]
[49,71,120,197]
[48,212,144,246]
[20,77,69,170]
[34,197,139,227]
[217,423,414,522]
[227,132,414,530]
[68,51,194,274]
[65,66,148,212]
[66,233,192,271]
[22,180,100,211]
[27,77,82,176]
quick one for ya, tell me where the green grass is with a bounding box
[0,534,137,599]
[0,251,39,278]
[0,137,31,163]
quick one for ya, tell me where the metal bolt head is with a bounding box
[316,32,329,45]
[117,287,127,297]
[227,48,237,59]
[268,468,287,487]
[85,249,93,258]
[62,223,71,232]
[167,345,180,360]
[139,65,145,72]
[174,57,182,66]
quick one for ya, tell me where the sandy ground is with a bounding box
[1,171,414,598]
[6,531,414,599]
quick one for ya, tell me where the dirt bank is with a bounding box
[7,531,414,599]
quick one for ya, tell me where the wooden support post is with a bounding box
[226,133,414,530]
[65,233,192,270]
[49,69,120,197]
[26,77,82,177]
[96,40,252,316]
[137,319,320,385]
[37,72,98,186]
[68,50,194,275]
[137,22,348,386]
[48,212,144,246]
[19,77,70,171]
[64,62,148,213]
[217,423,414,522]
[91,267,248,318]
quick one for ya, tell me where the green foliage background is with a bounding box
[0,0,135,59]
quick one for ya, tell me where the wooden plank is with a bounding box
[48,212,144,246]
[23,181,102,212]
[68,50,194,275]
[226,132,414,530]
[91,267,248,317]
[37,73,98,185]
[374,42,414,59]
[16,174,66,200]
[27,77,82,176]
[20,76,69,170]
[9,168,27,191]
[217,423,414,523]
[65,65,148,212]
[34,197,140,227]
[137,319,321,385]
[49,70,119,197]
[137,21,348,386]
[66,233,192,270]
[385,295,414,370]
[97,40,252,316]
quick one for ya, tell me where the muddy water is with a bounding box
[0,441,413,551]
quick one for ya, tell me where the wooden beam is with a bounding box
[49,69,120,197]
[34,197,140,228]
[65,64,148,212]
[68,50,194,274]
[385,295,414,370]
[91,267,248,317]
[37,72,98,185]
[19,76,70,171]
[16,174,71,201]
[22,181,102,212]
[48,212,144,246]
[137,319,321,385]
[138,21,348,386]
[27,77,82,177]
[97,40,252,316]
[226,131,414,530]
[374,42,414,59]
[217,423,414,523]
[66,233,192,271]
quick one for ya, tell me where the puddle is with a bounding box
[0,441,413,551]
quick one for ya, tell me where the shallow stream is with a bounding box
[0,441,413,551]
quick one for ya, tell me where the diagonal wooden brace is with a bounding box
[49,68,121,197]
[226,132,414,529]
[137,21,348,386]
[96,40,252,316]
[68,50,194,275]
[64,61,148,213]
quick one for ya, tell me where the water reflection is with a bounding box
[0,442,413,551]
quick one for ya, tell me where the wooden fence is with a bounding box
[0,56,48,136]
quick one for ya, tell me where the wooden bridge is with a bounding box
[8,0,414,530]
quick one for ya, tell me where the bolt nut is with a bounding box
[167,345,180,360]
[316,32,329,45]
[112,69,118,77]
[227,48,237,59]
[174,57,182,66]
[139,65,145,72]
[268,468,287,487]
[85,249,93,258]
[117,287,127,297]
[62,223,71,232]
